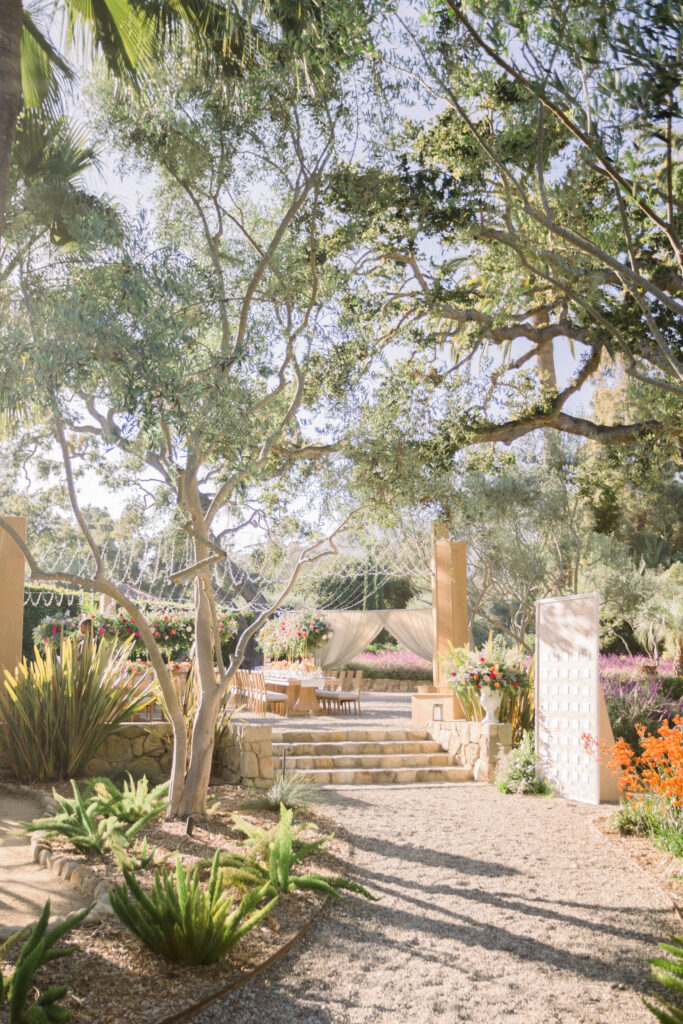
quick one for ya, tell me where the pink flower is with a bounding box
[98,626,106,635]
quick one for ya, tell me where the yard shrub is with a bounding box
[602,676,683,754]
[496,731,552,795]
[109,851,278,965]
[0,636,153,782]
[341,648,432,680]
[240,769,322,812]
[0,899,91,1023]
[607,716,683,858]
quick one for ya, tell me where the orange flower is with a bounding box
[605,715,683,805]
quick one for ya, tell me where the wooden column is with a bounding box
[0,515,26,678]
[432,527,468,692]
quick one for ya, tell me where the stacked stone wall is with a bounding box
[0,719,274,789]
[359,677,429,693]
[427,720,513,782]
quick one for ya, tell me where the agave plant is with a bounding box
[645,933,683,1023]
[217,805,377,902]
[0,899,92,1023]
[90,774,169,824]
[22,779,162,855]
[0,635,153,781]
[109,851,278,965]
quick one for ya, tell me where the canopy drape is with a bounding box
[318,611,385,669]
[380,609,433,662]
[317,608,433,668]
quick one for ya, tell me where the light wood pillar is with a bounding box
[432,527,468,696]
[0,516,27,679]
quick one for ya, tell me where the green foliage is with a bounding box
[109,851,277,965]
[0,899,91,1023]
[645,934,683,1024]
[229,813,323,863]
[0,636,153,782]
[22,777,166,855]
[612,797,683,859]
[240,770,323,812]
[216,804,378,902]
[496,732,552,796]
[89,774,169,825]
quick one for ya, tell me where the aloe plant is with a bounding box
[23,780,161,855]
[645,934,683,1023]
[90,774,169,824]
[109,852,278,964]
[0,900,92,1023]
[218,805,377,901]
[0,636,153,781]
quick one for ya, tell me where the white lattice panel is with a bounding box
[535,594,600,804]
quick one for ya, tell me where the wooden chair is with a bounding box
[227,669,250,708]
[337,671,363,715]
[251,672,289,716]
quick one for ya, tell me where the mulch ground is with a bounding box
[0,785,351,1024]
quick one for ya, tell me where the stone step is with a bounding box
[272,740,443,757]
[285,752,452,770]
[272,728,431,744]
[299,766,473,785]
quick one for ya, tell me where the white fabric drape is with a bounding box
[318,610,385,668]
[380,608,433,661]
[317,608,434,667]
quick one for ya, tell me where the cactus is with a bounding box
[0,900,92,1023]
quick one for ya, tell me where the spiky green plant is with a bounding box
[22,780,161,855]
[645,934,683,1023]
[0,636,153,781]
[240,770,322,812]
[230,814,322,863]
[217,805,377,902]
[90,774,169,824]
[109,852,278,965]
[0,899,92,1023]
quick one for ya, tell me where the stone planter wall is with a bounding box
[427,719,513,782]
[358,676,431,693]
[0,718,274,790]
[212,721,274,789]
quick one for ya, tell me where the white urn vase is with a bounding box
[479,685,502,725]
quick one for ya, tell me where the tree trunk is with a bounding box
[0,0,22,236]
[674,636,682,678]
[177,578,223,817]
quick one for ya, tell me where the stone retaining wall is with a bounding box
[0,719,274,790]
[427,719,513,782]
[359,677,431,693]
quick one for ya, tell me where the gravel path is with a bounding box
[0,791,86,927]
[195,783,677,1024]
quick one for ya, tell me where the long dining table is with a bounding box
[262,672,339,716]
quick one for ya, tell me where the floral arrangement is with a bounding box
[34,609,239,657]
[443,641,530,696]
[256,611,330,662]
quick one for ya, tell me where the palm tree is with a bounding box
[0,0,276,235]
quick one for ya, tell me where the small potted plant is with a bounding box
[442,640,530,724]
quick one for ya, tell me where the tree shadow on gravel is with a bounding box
[365,869,667,946]
[340,829,521,876]
[323,894,661,991]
